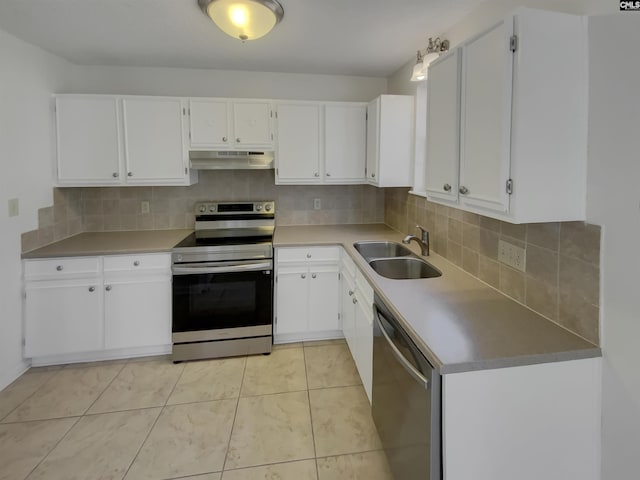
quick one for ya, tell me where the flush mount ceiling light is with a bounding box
[410,37,450,82]
[198,0,284,41]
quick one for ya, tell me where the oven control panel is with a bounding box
[194,201,275,215]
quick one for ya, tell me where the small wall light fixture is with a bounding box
[198,0,284,41]
[410,37,450,82]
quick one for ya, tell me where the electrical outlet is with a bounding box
[498,239,526,272]
[8,198,19,217]
[313,198,321,210]
[141,201,150,214]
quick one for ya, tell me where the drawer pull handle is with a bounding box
[348,290,354,296]
[133,261,140,266]
[312,273,317,279]
[301,274,306,279]
[222,136,227,142]
[306,253,312,258]
[105,285,112,291]
[128,172,133,177]
[352,297,358,304]
[443,183,452,192]
[56,266,63,271]
[459,186,469,195]
[88,286,95,292]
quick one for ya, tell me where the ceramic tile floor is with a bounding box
[0,340,393,480]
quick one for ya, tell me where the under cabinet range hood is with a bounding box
[189,151,274,170]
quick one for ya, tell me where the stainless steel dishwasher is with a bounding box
[372,293,441,480]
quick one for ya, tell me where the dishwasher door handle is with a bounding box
[375,310,429,390]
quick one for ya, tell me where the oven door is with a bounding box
[172,260,273,342]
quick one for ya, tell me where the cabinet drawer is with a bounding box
[277,246,340,263]
[103,253,170,272]
[24,257,100,279]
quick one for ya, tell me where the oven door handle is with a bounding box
[172,262,272,275]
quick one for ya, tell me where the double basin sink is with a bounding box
[353,241,442,280]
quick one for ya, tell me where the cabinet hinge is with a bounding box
[510,35,518,52]
[185,167,188,174]
[338,272,341,280]
[22,338,26,347]
[506,178,513,195]
[23,290,26,300]
[182,107,186,115]
[276,168,279,175]
[271,133,273,140]
[275,316,277,325]
[270,110,273,118]
[275,111,278,119]
[338,312,341,320]
[275,275,278,283]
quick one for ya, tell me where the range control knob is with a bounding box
[209,205,216,212]
[265,204,272,212]
[198,205,206,213]
[255,204,263,211]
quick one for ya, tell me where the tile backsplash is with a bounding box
[385,188,601,345]
[22,170,384,250]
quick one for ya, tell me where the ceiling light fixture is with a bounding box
[198,0,284,41]
[410,37,450,82]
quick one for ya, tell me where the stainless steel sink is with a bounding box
[353,241,414,260]
[368,258,442,280]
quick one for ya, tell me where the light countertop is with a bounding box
[274,224,601,374]
[21,230,193,259]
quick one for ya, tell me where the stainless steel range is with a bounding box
[171,201,275,362]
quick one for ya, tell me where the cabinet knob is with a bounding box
[312,273,317,279]
[105,285,112,291]
[352,297,358,304]
[459,186,469,195]
[113,172,119,178]
[301,274,306,279]
[236,138,241,143]
[306,253,312,258]
[326,172,331,177]
[88,286,95,292]
[371,173,376,178]
[348,290,354,296]
[314,172,319,177]
[443,183,452,192]
[133,261,140,266]
[222,136,227,142]
[56,265,63,271]
[128,172,133,177]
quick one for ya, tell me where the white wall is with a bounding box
[67,65,387,102]
[0,29,71,388]
[587,15,640,480]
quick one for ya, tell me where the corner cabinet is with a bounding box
[425,8,588,223]
[275,101,367,185]
[55,95,197,187]
[274,247,342,342]
[188,98,274,150]
[24,254,172,362]
[366,95,414,187]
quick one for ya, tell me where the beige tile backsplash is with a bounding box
[385,188,601,345]
[22,170,384,251]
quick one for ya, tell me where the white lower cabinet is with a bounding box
[24,254,171,361]
[340,250,374,403]
[274,247,341,342]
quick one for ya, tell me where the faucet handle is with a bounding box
[416,225,429,240]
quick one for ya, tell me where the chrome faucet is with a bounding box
[403,225,430,256]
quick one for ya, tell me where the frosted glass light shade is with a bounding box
[199,0,284,41]
[411,61,426,82]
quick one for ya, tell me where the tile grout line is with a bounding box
[0,368,64,424]
[302,347,320,480]
[120,360,186,480]
[220,355,249,473]
[80,362,128,416]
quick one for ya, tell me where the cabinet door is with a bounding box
[275,266,309,335]
[25,279,103,357]
[104,276,171,349]
[324,104,367,183]
[308,266,340,333]
[354,291,373,403]
[426,50,461,203]
[189,99,230,148]
[233,101,273,147]
[366,98,380,185]
[276,103,320,183]
[459,20,513,214]
[341,271,357,353]
[122,97,187,183]
[56,96,122,185]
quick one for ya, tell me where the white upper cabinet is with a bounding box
[275,101,367,185]
[56,96,122,185]
[366,95,414,187]
[122,97,188,184]
[324,104,367,184]
[189,99,230,148]
[188,99,273,150]
[55,95,196,187]
[425,49,461,204]
[425,8,588,223]
[275,102,321,183]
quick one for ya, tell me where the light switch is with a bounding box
[8,198,19,217]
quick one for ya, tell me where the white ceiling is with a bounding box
[0,0,485,77]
